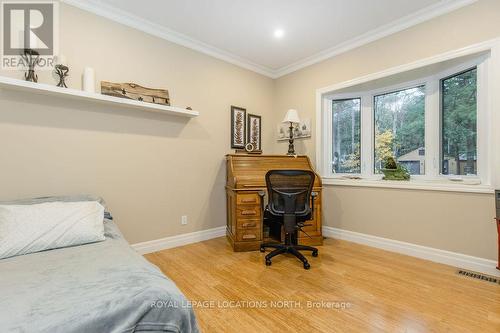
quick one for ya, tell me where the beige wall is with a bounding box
[273,0,500,260]
[0,4,274,244]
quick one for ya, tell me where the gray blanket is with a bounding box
[0,222,199,333]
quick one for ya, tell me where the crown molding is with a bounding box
[274,0,479,78]
[61,0,276,78]
[62,0,478,79]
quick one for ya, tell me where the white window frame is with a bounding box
[316,40,500,193]
[328,95,363,175]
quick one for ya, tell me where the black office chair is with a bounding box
[260,169,318,269]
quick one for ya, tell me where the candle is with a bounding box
[56,54,67,66]
[82,67,95,93]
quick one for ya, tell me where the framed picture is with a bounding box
[277,118,311,141]
[247,114,262,151]
[231,106,246,148]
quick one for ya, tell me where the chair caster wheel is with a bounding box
[260,247,265,253]
[265,259,272,266]
[303,262,310,270]
[312,250,318,257]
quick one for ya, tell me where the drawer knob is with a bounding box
[241,210,257,215]
[241,198,257,203]
[242,222,256,228]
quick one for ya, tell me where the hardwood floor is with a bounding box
[145,237,500,333]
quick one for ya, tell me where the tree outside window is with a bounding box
[441,68,477,176]
[374,86,426,175]
[332,98,361,174]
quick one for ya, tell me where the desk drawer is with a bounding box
[236,228,261,242]
[237,218,260,230]
[236,206,261,218]
[236,193,260,205]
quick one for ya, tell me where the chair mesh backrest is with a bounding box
[265,170,315,215]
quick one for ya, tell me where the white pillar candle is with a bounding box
[56,54,67,66]
[82,67,95,93]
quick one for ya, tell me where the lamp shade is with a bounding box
[282,109,301,124]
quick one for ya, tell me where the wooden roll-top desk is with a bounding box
[226,154,323,252]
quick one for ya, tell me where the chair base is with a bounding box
[260,242,318,269]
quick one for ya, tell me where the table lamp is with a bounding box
[282,109,301,155]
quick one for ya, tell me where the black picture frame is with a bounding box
[230,106,246,149]
[247,114,262,151]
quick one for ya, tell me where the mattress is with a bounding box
[0,221,199,333]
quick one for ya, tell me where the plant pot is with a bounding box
[381,168,409,181]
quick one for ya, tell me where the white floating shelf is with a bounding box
[0,75,199,118]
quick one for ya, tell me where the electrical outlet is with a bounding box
[181,215,188,225]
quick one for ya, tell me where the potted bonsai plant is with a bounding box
[381,156,410,180]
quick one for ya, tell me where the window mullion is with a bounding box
[361,94,373,177]
[425,79,440,178]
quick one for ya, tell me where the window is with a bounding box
[319,52,491,190]
[332,98,361,174]
[441,68,477,176]
[374,86,425,175]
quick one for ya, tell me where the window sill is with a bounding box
[322,177,494,194]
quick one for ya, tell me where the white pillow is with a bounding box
[0,201,105,259]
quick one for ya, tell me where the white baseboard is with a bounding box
[132,225,499,277]
[132,226,226,255]
[323,226,499,277]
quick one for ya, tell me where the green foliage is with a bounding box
[384,156,397,169]
[382,156,409,180]
[382,164,410,180]
[381,157,410,180]
[340,143,361,172]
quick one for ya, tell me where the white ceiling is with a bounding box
[65,0,477,78]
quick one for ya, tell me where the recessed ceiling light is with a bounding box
[273,29,285,39]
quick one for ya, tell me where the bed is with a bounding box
[0,198,199,333]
